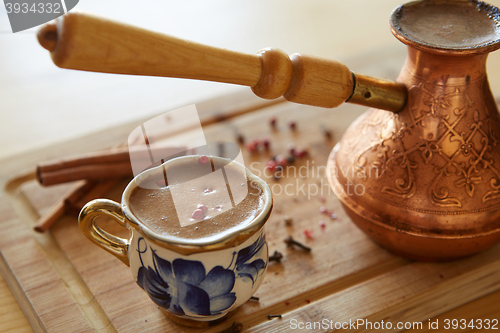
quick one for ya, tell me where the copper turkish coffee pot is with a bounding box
[38,0,500,261]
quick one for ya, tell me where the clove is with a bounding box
[322,125,332,139]
[269,117,277,128]
[284,236,311,252]
[236,132,245,144]
[269,250,283,262]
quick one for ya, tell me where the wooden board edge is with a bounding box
[0,251,45,333]
[2,184,116,333]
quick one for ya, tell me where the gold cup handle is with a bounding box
[78,199,130,266]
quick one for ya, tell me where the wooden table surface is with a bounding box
[1,0,500,331]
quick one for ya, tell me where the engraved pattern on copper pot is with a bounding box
[328,0,500,260]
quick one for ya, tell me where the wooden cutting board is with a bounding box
[2,46,500,333]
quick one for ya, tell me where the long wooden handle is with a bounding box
[37,12,407,111]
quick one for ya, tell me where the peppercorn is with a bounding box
[198,155,209,164]
[269,117,277,128]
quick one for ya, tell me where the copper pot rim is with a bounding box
[390,0,500,56]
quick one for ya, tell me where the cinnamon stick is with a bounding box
[38,162,133,186]
[33,179,124,232]
[33,142,185,231]
[37,146,132,173]
[33,200,65,233]
[37,145,185,186]
[65,179,121,215]
[33,181,92,232]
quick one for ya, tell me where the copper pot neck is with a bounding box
[400,47,488,86]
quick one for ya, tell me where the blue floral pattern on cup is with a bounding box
[233,233,267,285]
[135,234,267,317]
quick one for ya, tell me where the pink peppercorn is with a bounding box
[265,160,277,172]
[294,148,308,158]
[246,140,259,152]
[192,209,205,220]
[156,179,167,187]
[319,220,326,230]
[275,155,288,167]
[289,121,297,130]
[262,138,270,150]
[197,204,208,214]
[303,229,313,239]
[320,206,334,216]
[198,155,209,164]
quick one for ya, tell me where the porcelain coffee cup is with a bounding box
[78,155,273,324]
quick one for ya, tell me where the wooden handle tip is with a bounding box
[33,225,46,233]
[37,21,58,52]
